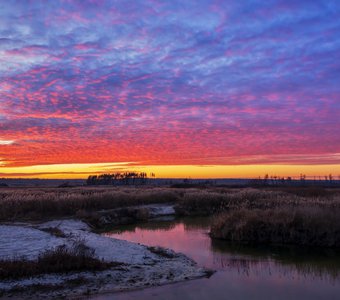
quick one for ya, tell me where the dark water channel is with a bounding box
[95,217,340,299]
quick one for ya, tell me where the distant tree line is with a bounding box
[86,172,155,186]
[250,174,340,187]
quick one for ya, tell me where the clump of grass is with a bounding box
[40,226,67,238]
[0,241,118,280]
[175,191,230,215]
[147,246,176,258]
[210,207,340,247]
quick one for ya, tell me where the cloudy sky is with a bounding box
[0,0,339,178]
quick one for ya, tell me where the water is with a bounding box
[94,217,340,300]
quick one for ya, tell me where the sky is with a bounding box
[0,0,340,178]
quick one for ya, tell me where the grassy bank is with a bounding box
[210,207,340,247]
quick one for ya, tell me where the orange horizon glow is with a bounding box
[1,162,339,179]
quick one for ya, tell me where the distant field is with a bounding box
[1,177,339,188]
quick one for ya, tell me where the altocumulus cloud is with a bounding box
[0,0,339,167]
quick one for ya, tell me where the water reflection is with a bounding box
[107,217,211,233]
[105,217,340,281]
[211,240,340,282]
[101,217,340,300]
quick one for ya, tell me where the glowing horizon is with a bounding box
[1,1,339,178]
[1,162,340,180]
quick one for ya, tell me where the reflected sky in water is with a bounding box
[95,217,340,300]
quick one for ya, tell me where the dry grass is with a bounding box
[147,246,176,258]
[1,185,339,223]
[0,186,180,221]
[174,186,340,247]
[0,241,117,280]
[210,207,340,247]
[175,187,340,215]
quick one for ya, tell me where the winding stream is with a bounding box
[94,217,340,299]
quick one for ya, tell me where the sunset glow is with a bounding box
[1,163,340,179]
[1,1,339,178]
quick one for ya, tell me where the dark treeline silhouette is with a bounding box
[87,172,154,186]
[249,174,340,187]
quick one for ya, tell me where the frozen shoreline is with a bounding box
[0,218,209,299]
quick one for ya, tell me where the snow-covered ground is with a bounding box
[0,223,66,260]
[0,218,209,299]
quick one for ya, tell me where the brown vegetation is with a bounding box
[147,246,176,258]
[210,207,340,247]
[1,186,340,249]
[0,241,118,280]
[76,206,151,229]
[40,226,67,237]
[0,186,179,221]
[175,186,340,215]
[204,186,340,247]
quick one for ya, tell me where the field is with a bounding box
[1,185,339,247]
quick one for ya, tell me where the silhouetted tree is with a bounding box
[86,172,152,186]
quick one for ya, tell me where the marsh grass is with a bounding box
[1,186,339,223]
[175,186,340,247]
[147,246,176,258]
[40,226,67,238]
[0,241,117,280]
[273,186,338,198]
[210,207,340,247]
[0,187,180,221]
[175,187,340,215]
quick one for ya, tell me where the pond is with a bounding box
[93,217,340,300]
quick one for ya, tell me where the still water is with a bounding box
[95,217,340,299]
